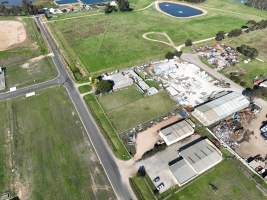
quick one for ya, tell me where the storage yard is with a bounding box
[146,59,231,107]
[195,44,240,70]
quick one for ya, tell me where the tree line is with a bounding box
[0,0,43,16]
[246,0,267,10]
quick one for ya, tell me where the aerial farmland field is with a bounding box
[48,0,267,74]
[0,87,115,200]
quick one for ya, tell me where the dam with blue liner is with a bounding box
[157,2,205,18]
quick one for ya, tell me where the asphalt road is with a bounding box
[0,16,132,200]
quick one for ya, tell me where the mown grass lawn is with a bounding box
[0,87,115,200]
[167,159,267,200]
[48,0,267,74]
[98,86,176,132]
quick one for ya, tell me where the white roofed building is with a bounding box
[160,119,195,146]
[192,92,250,126]
[169,138,222,186]
[103,72,133,91]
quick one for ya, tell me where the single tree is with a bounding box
[95,80,114,94]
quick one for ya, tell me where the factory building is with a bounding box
[169,138,222,186]
[192,92,250,126]
[159,119,195,146]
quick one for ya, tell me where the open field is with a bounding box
[48,0,267,74]
[131,158,267,200]
[0,87,115,200]
[5,56,56,89]
[0,17,57,89]
[98,86,176,132]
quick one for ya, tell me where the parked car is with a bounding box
[157,182,165,190]
[153,176,160,183]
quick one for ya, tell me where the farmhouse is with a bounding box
[159,119,195,146]
[169,138,222,186]
[0,67,5,91]
[192,92,250,126]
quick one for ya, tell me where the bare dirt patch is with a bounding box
[0,20,27,51]
[134,115,180,160]
[237,103,267,157]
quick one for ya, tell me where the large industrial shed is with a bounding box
[192,92,250,126]
[159,119,195,146]
[169,138,222,186]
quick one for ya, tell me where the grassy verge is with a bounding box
[78,85,92,93]
[130,175,157,200]
[83,94,131,160]
[0,87,115,199]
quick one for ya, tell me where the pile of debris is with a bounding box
[247,154,267,179]
[195,44,239,70]
[212,108,257,149]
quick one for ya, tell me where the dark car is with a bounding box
[261,131,267,140]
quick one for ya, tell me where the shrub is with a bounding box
[215,31,225,41]
[228,28,242,37]
[185,39,193,46]
[236,44,258,59]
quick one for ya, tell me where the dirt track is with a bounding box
[0,20,26,51]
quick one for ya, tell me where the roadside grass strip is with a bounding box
[84,94,131,160]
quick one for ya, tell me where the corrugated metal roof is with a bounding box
[179,139,222,174]
[192,92,250,126]
[160,120,194,146]
[169,139,222,186]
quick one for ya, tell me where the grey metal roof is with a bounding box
[179,139,222,174]
[169,158,197,185]
[169,139,222,186]
[192,92,250,126]
[160,120,194,144]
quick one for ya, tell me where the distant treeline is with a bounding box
[246,0,267,10]
[0,0,42,16]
